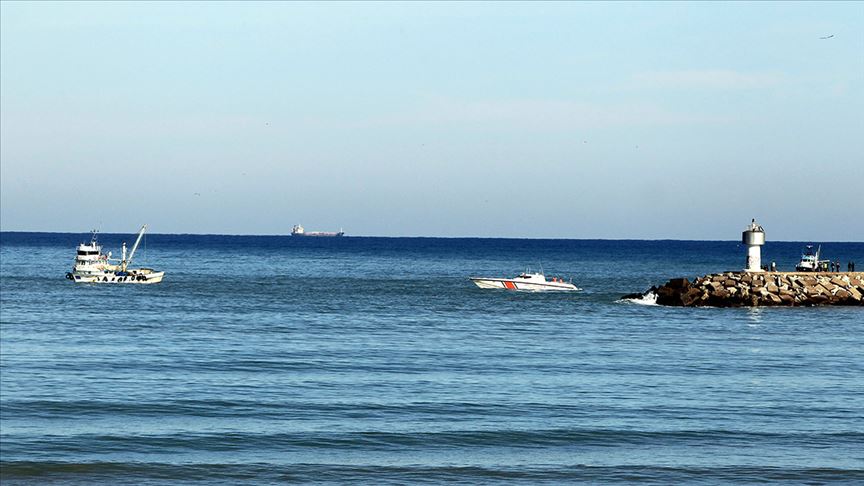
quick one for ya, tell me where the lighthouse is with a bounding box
[742,219,766,272]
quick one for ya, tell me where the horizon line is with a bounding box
[0,230,861,244]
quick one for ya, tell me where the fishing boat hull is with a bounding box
[67,270,164,284]
[470,277,580,292]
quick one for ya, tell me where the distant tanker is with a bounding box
[291,224,345,237]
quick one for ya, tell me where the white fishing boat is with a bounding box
[65,225,164,284]
[470,271,581,291]
[795,245,830,272]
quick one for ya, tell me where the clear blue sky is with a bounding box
[2,2,862,239]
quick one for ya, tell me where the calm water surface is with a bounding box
[1,233,863,484]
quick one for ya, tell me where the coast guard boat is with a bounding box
[291,224,344,237]
[65,225,164,284]
[470,270,581,292]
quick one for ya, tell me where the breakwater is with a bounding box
[627,272,864,307]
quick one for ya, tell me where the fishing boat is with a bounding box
[470,271,581,291]
[795,245,830,272]
[65,225,164,284]
[291,224,344,237]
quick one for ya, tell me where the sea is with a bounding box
[1,232,863,485]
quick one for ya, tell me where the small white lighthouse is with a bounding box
[742,218,766,272]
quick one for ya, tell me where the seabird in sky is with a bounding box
[819,34,834,39]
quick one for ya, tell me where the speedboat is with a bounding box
[470,271,581,291]
[65,225,164,284]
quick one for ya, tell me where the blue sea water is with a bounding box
[1,232,863,484]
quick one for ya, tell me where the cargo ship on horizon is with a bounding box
[291,224,345,237]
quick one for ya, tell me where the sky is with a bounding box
[1,1,862,240]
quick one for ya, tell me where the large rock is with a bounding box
[818,283,836,295]
[809,294,830,305]
[655,287,679,306]
[804,285,820,296]
[653,278,693,306]
[667,278,691,290]
[680,287,702,306]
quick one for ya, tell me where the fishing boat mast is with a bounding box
[121,225,147,272]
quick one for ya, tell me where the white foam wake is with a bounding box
[618,291,659,306]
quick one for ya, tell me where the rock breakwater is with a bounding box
[626,272,864,307]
